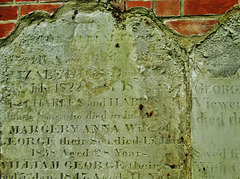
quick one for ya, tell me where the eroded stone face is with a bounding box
[191,12,240,179]
[0,10,187,178]
[192,13,240,78]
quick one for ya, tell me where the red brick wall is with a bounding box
[0,0,238,38]
[0,0,62,38]
[123,0,238,36]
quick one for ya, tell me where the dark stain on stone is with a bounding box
[139,104,144,110]
[170,164,176,169]
[149,110,153,117]
[72,10,78,20]
[145,19,151,25]
[146,110,153,117]
[180,136,184,142]
[115,43,120,48]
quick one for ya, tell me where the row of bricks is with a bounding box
[113,0,238,36]
[0,4,61,20]
[0,4,61,38]
[114,0,238,16]
[1,0,237,21]
[1,0,238,17]
[0,0,238,38]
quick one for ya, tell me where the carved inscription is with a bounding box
[191,12,240,179]
[192,78,240,178]
[0,11,187,179]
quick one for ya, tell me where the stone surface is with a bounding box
[0,9,187,178]
[190,12,240,179]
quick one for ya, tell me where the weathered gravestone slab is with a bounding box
[191,12,240,179]
[0,7,188,179]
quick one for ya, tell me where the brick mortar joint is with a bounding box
[0,20,17,23]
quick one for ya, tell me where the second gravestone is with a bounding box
[0,8,188,178]
[191,12,240,179]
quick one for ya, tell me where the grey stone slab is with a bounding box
[0,9,187,178]
[190,12,240,179]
